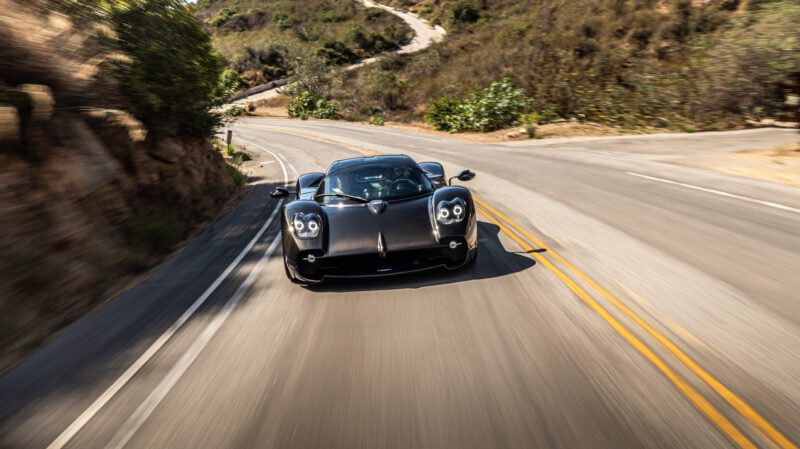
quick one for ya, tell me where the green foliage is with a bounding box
[519,113,539,138]
[449,1,479,24]
[219,69,243,97]
[369,116,385,126]
[196,0,411,87]
[223,105,247,117]
[207,7,237,26]
[425,79,532,132]
[287,91,338,119]
[226,164,247,187]
[425,99,466,132]
[315,41,358,65]
[225,143,235,156]
[112,0,226,138]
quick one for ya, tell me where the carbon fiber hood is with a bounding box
[323,195,437,257]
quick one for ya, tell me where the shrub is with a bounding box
[287,91,338,119]
[315,41,358,65]
[425,98,467,132]
[425,79,532,132]
[218,69,243,98]
[369,116,385,126]
[112,0,226,138]
[223,105,246,117]
[207,7,236,27]
[450,1,479,25]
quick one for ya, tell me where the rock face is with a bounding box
[0,3,238,370]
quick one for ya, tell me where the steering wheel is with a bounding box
[389,179,417,193]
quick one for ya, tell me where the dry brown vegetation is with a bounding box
[192,0,412,87]
[0,0,240,370]
[328,0,800,132]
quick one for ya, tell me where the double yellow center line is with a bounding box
[238,122,796,449]
[474,198,796,449]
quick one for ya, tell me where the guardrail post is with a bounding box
[226,130,232,147]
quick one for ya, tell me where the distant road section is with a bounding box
[232,0,446,104]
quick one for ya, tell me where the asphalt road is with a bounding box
[1,120,799,449]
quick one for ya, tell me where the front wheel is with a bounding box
[283,256,294,281]
[465,246,478,265]
[284,256,320,287]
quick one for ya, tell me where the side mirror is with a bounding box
[449,169,476,185]
[270,187,291,198]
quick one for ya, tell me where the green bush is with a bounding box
[287,91,338,119]
[425,79,532,132]
[223,105,246,117]
[207,7,237,27]
[369,116,385,126]
[218,69,243,98]
[112,0,226,138]
[450,1,479,25]
[315,41,358,65]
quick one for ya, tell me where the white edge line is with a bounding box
[47,141,289,449]
[236,135,299,179]
[626,172,800,215]
[105,234,283,449]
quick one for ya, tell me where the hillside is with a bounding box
[320,0,799,132]
[192,0,413,88]
[0,0,240,370]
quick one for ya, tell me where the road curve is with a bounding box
[1,120,799,449]
[233,1,445,105]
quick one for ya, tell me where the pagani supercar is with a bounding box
[270,155,477,284]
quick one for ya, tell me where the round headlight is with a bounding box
[436,199,466,225]
[292,212,321,239]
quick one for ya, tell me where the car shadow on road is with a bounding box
[307,221,536,293]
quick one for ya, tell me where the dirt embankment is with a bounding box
[0,3,238,370]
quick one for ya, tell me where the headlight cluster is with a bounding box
[291,212,321,239]
[436,198,466,225]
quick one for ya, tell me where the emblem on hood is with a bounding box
[368,199,387,215]
[377,231,387,258]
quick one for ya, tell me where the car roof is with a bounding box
[327,154,418,175]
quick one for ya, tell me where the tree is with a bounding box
[111,0,226,138]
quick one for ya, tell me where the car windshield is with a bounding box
[317,164,434,204]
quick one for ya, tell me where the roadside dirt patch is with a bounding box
[378,120,673,142]
[715,143,800,187]
[248,95,290,118]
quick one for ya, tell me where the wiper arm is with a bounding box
[315,193,370,203]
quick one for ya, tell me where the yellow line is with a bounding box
[475,205,757,449]
[234,123,792,449]
[476,198,797,449]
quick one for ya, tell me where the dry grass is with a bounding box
[332,0,800,132]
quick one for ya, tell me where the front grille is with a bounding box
[297,239,468,280]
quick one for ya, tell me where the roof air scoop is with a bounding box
[368,199,387,215]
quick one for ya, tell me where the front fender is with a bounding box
[430,187,477,247]
[281,200,326,264]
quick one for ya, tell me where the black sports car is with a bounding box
[270,155,478,284]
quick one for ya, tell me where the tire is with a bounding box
[283,256,294,281]
[466,246,479,265]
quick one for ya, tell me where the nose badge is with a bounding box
[368,199,387,215]
[377,231,387,258]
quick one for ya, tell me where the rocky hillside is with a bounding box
[327,0,799,132]
[0,0,238,370]
[192,0,413,88]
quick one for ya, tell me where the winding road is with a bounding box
[232,0,445,105]
[1,120,799,449]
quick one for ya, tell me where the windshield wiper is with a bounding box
[315,193,370,203]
